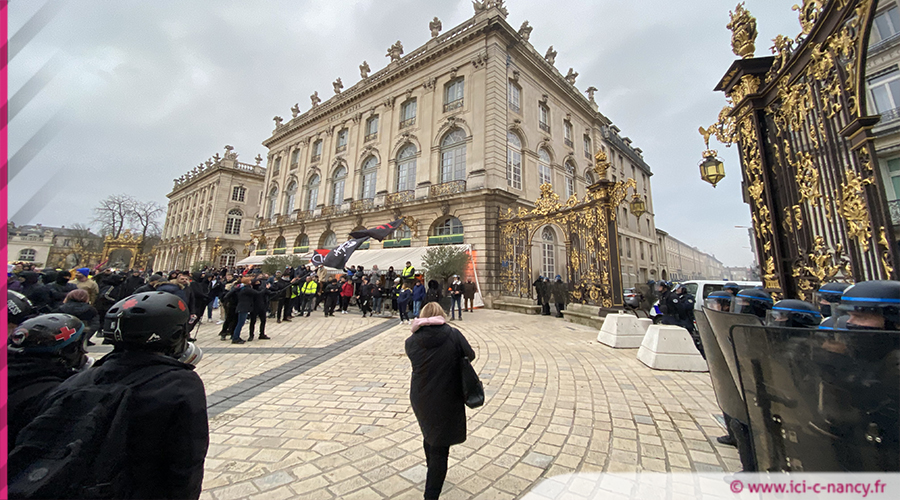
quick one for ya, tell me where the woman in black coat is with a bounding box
[405,302,476,500]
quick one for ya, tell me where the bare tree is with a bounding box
[130,200,165,241]
[70,222,102,252]
[93,195,136,238]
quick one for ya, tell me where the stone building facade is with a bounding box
[867,0,900,235]
[156,146,266,271]
[7,223,103,268]
[655,229,726,282]
[251,1,659,297]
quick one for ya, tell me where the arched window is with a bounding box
[361,156,378,199]
[396,144,417,192]
[257,237,268,251]
[538,148,552,186]
[507,131,523,190]
[564,161,576,198]
[585,169,596,186]
[306,174,320,211]
[219,248,236,267]
[440,129,467,183]
[295,234,309,250]
[18,249,36,262]
[331,166,347,206]
[225,209,243,235]
[434,217,463,236]
[274,236,286,250]
[321,231,337,249]
[266,186,278,219]
[541,227,556,279]
[284,181,298,214]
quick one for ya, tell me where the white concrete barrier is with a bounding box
[637,325,708,372]
[597,314,652,348]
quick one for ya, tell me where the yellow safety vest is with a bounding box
[302,281,318,294]
[401,266,415,278]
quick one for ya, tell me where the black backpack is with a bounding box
[8,366,173,499]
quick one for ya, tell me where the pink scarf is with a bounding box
[411,316,446,333]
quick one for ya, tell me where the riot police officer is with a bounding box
[815,282,851,320]
[704,290,733,312]
[840,280,900,331]
[731,288,773,318]
[723,282,741,297]
[767,299,821,328]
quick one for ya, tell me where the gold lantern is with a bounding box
[630,194,647,218]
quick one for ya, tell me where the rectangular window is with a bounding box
[365,116,378,141]
[311,140,322,162]
[873,6,900,44]
[336,129,348,153]
[444,78,464,112]
[870,70,900,116]
[272,157,281,174]
[232,186,246,202]
[507,148,522,190]
[565,176,575,199]
[640,241,645,260]
[508,81,521,112]
[618,235,623,257]
[626,237,632,259]
[539,163,552,186]
[362,171,376,199]
[401,99,417,128]
[888,158,900,199]
[564,121,573,147]
[290,149,299,169]
[622,207,629,228]
[650,243,655,262]
[539,104,550,132]
[584,135,592,159]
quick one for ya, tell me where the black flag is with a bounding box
[312,237,370,269]
[349,218,404,241]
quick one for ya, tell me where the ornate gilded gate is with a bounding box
[499,152,630,308]
[710,0,898,299]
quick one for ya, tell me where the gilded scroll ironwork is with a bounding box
[715,0,897,297]
[499,153,629,308]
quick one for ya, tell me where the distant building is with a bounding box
[724,266,753,281]
[7,223,103,268]
[656,229,726,282]
[156,146,266,270]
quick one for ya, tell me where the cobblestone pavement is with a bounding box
[183,309,739,500]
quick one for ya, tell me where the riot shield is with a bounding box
[696,309,747,422]
[705,308,763,400]
[729,324,899,472]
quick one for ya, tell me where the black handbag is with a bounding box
[459,350,484,409]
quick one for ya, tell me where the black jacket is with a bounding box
[188,274,209,315]
[121,275,146,297]
[405,323,475,446]
[7,355,76,450]
[21,272,53,314]
[54,301,101,336]
[46,351,208,499]
[229,285,263,314]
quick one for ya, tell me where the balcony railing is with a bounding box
[585,150,592,160]
[321,205,338,216]
[878,107,900,126]
[335,144,347,153]
[351,199,374,211]
[400,117,416,129]
[430,180,466,197]
[383,238,411,248]
[364,132,377,142]
[428,234,464,245]
[443,99,464,112]
[359,241,370,250]
[256,249,267,256]
[310,154,321,163]
[539,122,550,133]
[386,190,415,206]
[890,199,900,226]
[508,102,520,113]
[293,245,310,254]
[273,248,286,255]
[564,138,573,148]
[290,162,298,170]
[295,210,311,221]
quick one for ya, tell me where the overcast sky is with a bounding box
[9,0,803,267]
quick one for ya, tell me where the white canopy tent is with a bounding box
[234,254,269,266]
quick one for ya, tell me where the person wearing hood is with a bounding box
[20,271,53,314]
[539,277,553,316]
[95,272,127,322]
[40,270,68,311]
[121,269,145,297]
[405,302,476,499]
[425,279,442,306]
[533,275,544,307]
[72,267,99,306]
[48,270,77,307]
[188,272,209,325]
[54,289,101,344]
[551,275,568,318]
[7,314,91,451]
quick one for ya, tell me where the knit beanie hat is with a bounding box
[76,267,90,277]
